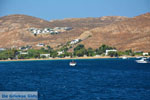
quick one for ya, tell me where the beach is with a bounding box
[0,56,147,62]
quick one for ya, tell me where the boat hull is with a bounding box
[136,60,149,63]
[69,62,76,66]
[136,58,150,63]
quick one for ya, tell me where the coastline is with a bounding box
[0,56,146,62]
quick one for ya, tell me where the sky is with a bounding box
[0,0,150,21]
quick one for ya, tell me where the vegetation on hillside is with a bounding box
[0,44,149,60]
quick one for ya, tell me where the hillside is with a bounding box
[80,13,150,52]
[0,14,126,49]
[0,13,150,52]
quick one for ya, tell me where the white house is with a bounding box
[19,45,32,50]
[40,54,50,58]
[19,51,28,55]
[105,49,117,56]
[36,43,45,47]
[143,52,149,56]
[70,39,79,45]
[64,27,72,30]
[19,47,28,50]
[57,51,64,55]
[0,48,6,51]
[32,30,37,34]
[37,30,41,34]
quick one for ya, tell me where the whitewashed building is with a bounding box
[36,43,45,47]
[105,49,117,56]
[40,54,50,58]
[143,52,149,56]
[57,51,64,55]
[0,48,6,51]
[19,51,28,55]
[70,39,80,45]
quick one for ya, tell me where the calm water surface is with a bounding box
[0,58,150,100]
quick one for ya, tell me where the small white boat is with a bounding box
[122,56,128,59]
[136,57,150,63]
[69,61,76,66]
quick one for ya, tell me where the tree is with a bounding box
[50,50,58,58]
[40,47,45,51]
[87,48,95,56]
[124,49,134,56]
[74,44,87,57]
[58,54,65,58]
[34,53,40,58]
[27,49,40,58]
[99,44,114,52]
[34,34,37,36]
[96,44,114,55]
[0,49,19,60]
[0,51,8,60]
[74,49,87,57]
[108,51,118,57]
[18,54,29,59]
[95,48,103,55]
[41,55,46,59]
[46,46,52,50]
[74,44,84,51]
[134,52,143,56]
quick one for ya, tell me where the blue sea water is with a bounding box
[0,58,150,100]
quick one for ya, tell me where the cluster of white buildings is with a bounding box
[29,27,72,35]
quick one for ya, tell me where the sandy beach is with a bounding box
[0,56,147,62]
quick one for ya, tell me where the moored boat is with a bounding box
[69,61,76,66]
[135,57,150,63]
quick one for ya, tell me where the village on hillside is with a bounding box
[28,27,72,35]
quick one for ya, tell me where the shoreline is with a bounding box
[0,56,148,62]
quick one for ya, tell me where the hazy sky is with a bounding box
[0,0,149,20]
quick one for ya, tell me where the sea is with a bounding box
[0,58,150,100]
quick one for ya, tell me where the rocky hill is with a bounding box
[0,13,150,52]
[80,13,150,52]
